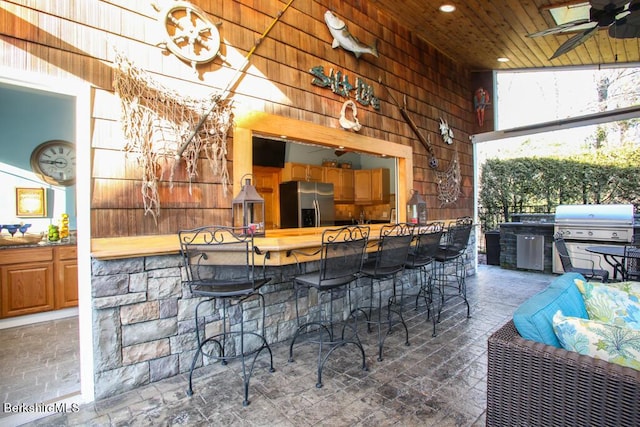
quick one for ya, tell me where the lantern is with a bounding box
[406,190,427,225]
[232,175,265,236]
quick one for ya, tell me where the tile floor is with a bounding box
[0,316,80,423]
[14,265,552,426]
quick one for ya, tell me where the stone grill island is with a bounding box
[498,214,555,274]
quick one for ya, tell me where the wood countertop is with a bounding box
[91,221,466,265]
[91,224,391,264]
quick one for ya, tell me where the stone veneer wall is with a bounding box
[499,223,554,273]
[90,229,477,399]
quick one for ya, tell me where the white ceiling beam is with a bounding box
[470,105,640,143]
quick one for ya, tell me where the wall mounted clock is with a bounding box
[30,140,76,186]
[154,1,221,69]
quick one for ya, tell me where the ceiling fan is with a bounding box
[527,0,640,60]
[308,146,350,157]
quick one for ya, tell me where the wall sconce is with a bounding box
[232,174,265,236]
[406,190,427,225]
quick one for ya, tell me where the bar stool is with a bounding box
[404,221,444,337]
[434,217,473,324]
[288,225,370,388]
[357,223,414,361]
[178,225,274,406]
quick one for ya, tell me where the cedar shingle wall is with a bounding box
[0,0,476,237]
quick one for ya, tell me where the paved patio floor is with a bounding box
[18,265,552,426]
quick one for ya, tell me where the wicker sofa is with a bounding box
[486,274,640,426]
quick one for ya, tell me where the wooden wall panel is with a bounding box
[1,0,477,237]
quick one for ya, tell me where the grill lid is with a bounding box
[555,204,634,225]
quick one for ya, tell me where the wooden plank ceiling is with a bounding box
[370,0,640,71]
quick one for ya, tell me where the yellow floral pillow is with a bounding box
[553,311,640,371]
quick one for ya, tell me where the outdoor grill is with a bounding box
[553,204,635,274]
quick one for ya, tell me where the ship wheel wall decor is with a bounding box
[153,1,221,69]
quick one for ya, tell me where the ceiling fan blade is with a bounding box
[609,10,640,37]
[550,26,598,59]
[590,0,631,11]
[527,19,593,38]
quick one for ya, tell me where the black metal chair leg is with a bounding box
[288,321,333,362]
[186,344,202,397]
[429,274,440,337]
[376,283,385,361]
[364,276,410,362]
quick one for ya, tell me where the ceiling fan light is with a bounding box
[439,4,456,13]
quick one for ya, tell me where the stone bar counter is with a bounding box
[89,223,477,399]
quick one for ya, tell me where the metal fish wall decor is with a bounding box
[324,10,378,59]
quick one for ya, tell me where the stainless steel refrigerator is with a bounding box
[279,181,335,228]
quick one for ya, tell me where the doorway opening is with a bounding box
[0,69,93,423]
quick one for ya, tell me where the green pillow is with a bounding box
[553,310,640,371]
[573,278,640,329]
[574,278,640,301]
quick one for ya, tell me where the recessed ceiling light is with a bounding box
[497,57,510,63]
[439,4,456,13]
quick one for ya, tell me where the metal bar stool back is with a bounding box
[358,223,415,361]
[288,225,370,388]
[404,221,444,337]
[434,217,473,328]
[178,225,274,406]
[624,243,640,281]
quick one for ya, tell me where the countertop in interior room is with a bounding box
[0,236,77,250]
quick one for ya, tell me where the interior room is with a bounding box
[0,82,80,421]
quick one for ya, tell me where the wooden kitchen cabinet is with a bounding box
[0,245,77,318]
[55,246,78,309]
[1,247,54,317]
[324,167,354,202]
[253,166,280,230]
[354,168,390,203]
[282,162,323,182]
[371,168,390,203]
[354,170,372,203]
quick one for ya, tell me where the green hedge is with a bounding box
[479,145,640,232]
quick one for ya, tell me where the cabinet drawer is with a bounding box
[1,247,53,265]
[57,246,77,260]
